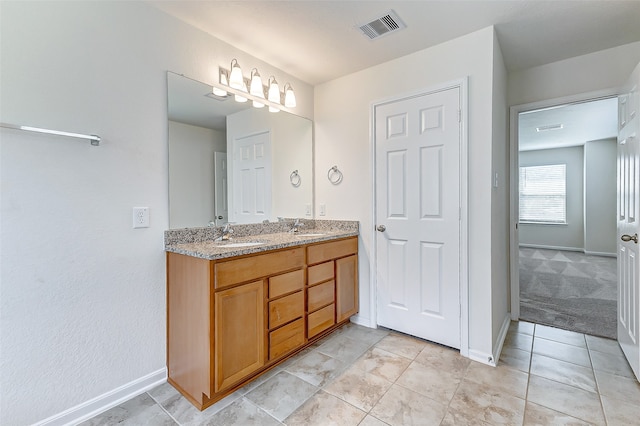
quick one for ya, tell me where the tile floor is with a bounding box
[82,321,640,425]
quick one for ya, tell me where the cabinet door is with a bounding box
[336,255,359,322]
[214,281,264,392]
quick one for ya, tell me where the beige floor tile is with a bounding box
[590,350,635,378]
[395,361,461,404]
[464,361,529,399]
[524,401,593,425]
[530,353,597,393]
[499,346,531,372]
[601,395,640,426]
[533,337,591,367]
[440,409,492,425]
[357,414,389,426]
[413,342,470,378]
[373,333,427,359]
[323,365,392,412]
[332,323,390,346]
[447,379,526,425]
[585,334,624,356]
[594,369,640,403]
[369,384,447,426]
[534,325,586,348]
[245,371,318,421]
[79,392,178,426]
[285,350,347,387]
[316,334,372,363]
[527,375,605,425]
[283,391,366,426]
[351,347,411,382]
[202,398,281,426]
[504,331,534,352]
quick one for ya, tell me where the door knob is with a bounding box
[376,225,386,232]
[621,233,638,243]
[217,215,223,220]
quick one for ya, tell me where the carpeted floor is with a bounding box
[519,247,617,339]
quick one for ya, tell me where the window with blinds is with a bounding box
[519,164,567,224]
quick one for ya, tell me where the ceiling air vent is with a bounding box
[358,9,406,40]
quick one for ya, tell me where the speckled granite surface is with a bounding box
[164,220,359,260]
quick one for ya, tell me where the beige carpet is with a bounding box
[519,247,617,339]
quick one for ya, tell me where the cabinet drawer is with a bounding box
[269,269,304,298]
[308,304,335,338]
[308,280,335,312]
[269,318,305,360]
[269,291,304,329]
[307,238,357,265]
[215,248,305,289]
[308,261,334,286]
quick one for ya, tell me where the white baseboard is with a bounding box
[584,250,616,257]
[350,314,375,328]
[518,243,583,252]
[492,314,512,367]
[33,368,167,426]
[468,349,497,367]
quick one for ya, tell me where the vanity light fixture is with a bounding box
[284,83,297,108]
[267,76,280,113]
[228,59,244,90]
[212,70,229,97]
[249,68,265,108]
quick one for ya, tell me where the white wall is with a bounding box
[490,31,510,352]
[584,138,617,255]
[0,2,312,424]
[169,121,225,228]
[314,26,506,360]
[519,146,585,250]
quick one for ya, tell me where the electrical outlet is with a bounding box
[133,207,150,228]
[305,203,312,216]
[319,204,326,216]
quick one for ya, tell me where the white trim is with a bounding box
[468,349,497,367]
[32,368,167,426]
[370,77,470,357]
[519,243,583,252]
[584,251,617,258]
[509,88,620,321]
[492,314,512,367]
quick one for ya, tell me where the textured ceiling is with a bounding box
[149,1,640,85]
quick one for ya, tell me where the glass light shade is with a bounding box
[284,84,296,108]
[234,81,248,103]
[253,100,265,108]
[249,69,264,98]
[267,78,280,103]
[212,86,227,97]
[229,60,244,90]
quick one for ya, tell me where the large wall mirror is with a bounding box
[167,72,313,229]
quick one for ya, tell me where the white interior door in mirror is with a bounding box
[232,131,272,223]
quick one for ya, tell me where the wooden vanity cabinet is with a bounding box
[166,236,358,410]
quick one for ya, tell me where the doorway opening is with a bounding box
[511,96,619,339]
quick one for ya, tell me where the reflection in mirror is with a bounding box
[167,72,313,228]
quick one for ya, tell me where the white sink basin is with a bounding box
[217,241,265,248]
[295,233,326,237]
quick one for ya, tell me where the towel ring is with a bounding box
[290,170,301,187]
[327,165,343,185]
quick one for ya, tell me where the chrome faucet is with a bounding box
[215,223,234,241]
[289,218,305,233]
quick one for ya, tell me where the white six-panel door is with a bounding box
[375,87,461,349]
[618,62,640,381]
[214,151,228,226]
[232,131,272,224]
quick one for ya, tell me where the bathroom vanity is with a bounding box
[164,221,358,410]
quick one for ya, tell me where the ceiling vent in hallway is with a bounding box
[358,10,406,40]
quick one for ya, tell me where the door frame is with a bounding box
[509,88,619,320]
[370,78,470,357]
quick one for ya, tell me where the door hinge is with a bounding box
[457,110,462,123]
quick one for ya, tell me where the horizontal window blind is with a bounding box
[519,164,566,224]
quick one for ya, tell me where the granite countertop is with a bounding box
[164,220,359,260]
